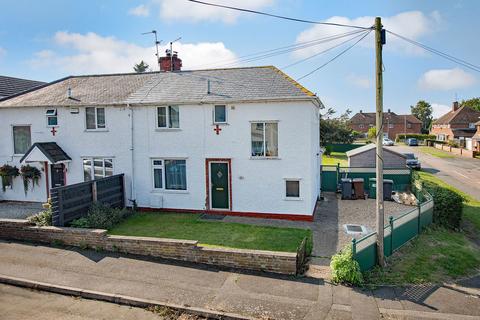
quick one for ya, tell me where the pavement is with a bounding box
[387,144,480,201]
[1,240,479,320]
[0,201,43,219]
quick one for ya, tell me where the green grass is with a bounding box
[322,152,347,166]
[365,170,480,285]
[365,227,480,285]
[109,213,312,253]
[418,146,455,158]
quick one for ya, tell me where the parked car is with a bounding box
[404,153,421,170]
[406,138,418,146]
[382,137,394,146]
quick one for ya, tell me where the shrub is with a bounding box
[70,202,131,229]
[324,145,332,156]
[330,245,363,286]
[447,140,459,148]
[28,208,52,226]
[395,134,436,142]
[422,181,464,229]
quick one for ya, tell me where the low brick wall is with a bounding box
[0,219,299,275]
[433,143,476,158]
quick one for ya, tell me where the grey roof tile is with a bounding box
[0,75,45,99]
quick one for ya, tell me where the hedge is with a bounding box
[395,134,436,142]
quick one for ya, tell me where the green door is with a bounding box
[210,162,229,209]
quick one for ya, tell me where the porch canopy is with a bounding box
[20,142,71,165]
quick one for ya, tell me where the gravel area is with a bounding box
[223,192,414,263]
[0,202,43,219]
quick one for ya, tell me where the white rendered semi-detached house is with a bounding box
[0,66,322,221]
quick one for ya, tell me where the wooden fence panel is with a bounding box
[51,174,125,227]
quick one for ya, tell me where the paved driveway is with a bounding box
[0,202,43,219]
[387,145,480,200]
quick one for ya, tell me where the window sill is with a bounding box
[155,128,182,132]
[213,122,229,126]
[84,129,109,132]
[250,156,281,160]
[283,197,303,201]
[151,189,189,194]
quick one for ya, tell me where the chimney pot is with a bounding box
[359,110,362,113]
[452,101,459,111]
[159,49,182,72]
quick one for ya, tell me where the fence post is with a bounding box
[92,180,97,202]
[351,238,357,257]
[417,200,422,233]
[389,216,394,256]
[58,189,64,227]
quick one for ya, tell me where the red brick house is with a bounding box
[472,120,480,151]
[430,102,480,149]
[349,110,422,140]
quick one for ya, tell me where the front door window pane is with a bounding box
[13,126,31,154]
[165,159,186,190]
[169,106,179,128]
[251,123,264,156]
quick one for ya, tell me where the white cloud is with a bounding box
[418,68,476,90]
[129,4,150,17]
[346,73,370,89]
[29,31,237,74]
[294,11,441,58]
[154,0,274,23]
[431,103,452,118]
[0,47,6,58]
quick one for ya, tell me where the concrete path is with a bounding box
[0,201,43,219]
[1,240,479,320]
[387,145,480,200]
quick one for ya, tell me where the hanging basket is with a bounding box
[20,165,42,195]
[0,164,20,192]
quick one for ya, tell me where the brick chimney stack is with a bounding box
[452,101,459,112]
[159,49,182,72]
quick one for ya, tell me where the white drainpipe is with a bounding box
[128,104,136,204]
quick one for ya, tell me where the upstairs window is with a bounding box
[86,107,106,130]
[13,125,31,155]
[157,106,179,129]
[251,122,278,157]
[213,105,227,124]
[46,109,58,126]
[407,123,412,129]
[359,124,364,129]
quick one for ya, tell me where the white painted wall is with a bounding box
[1,100,319,216]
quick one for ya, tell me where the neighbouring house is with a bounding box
[430,101,480,150]
[0,60,322,221]
[349,109,422,140]
[0,75,45,99]
[473,120,480,152]
[346,144,407,168]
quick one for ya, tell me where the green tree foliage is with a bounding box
[367,127,376,139]
[460,97,480,112]
[133,60,150,73]
[320,108,355,144]
[411,100,433,134]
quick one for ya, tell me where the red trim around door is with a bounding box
[205,158,232,211]
[44,162,49,199]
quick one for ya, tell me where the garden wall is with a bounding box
[434,143,477,158]
[0,219,299,275]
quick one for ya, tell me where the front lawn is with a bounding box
[418,146,455,158]
[109,213,312,253]
[322,152,347,166]
[364,170,480,285]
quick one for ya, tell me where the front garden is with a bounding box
[322,151,347,166]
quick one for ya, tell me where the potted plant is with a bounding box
[0,164,20,192]
[20,165,42,195]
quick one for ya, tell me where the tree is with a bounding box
[133,61,149,73]
[320,109,355,145]
[410,100,433,134]
[367,127,376,139]
[460,97,480,112]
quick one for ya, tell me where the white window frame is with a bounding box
[82,157,114,181]
[213,105,228,124]
[284,178,302,200]
[46,109,58,127]
[388,123,394,129]
[407,123,412,129]
[359,124,364,129]
[250,121,279,159]
[156,106,180,129]
[151,158,187,192]
[12,124,32,156]
[85,107,106,131]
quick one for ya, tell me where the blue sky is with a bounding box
[0,0,478,117]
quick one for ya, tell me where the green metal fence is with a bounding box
[321,164,412,193]
[352,190,434,272]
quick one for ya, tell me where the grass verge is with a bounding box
[364,170,480,285]
[418,146,455,158]
[109,212,312,253]
[322,152,347,166]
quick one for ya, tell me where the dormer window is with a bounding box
[46,109,58,127]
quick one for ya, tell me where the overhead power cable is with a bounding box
[386,30,480,73]
[186,0,372,30]
[297,30,372,80]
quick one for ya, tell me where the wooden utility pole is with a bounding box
[375,16,385,267]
